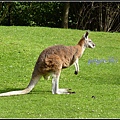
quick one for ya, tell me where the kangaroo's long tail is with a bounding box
[0,88,31,97]
[0,75,41,97]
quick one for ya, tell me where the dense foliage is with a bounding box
[0,2,119,32]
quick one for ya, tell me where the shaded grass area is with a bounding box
[0,26,120,118]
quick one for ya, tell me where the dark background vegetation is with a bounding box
[0,2,119,32]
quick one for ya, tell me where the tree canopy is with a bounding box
[0,2,119,32]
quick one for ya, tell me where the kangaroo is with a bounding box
[0,31,95,96]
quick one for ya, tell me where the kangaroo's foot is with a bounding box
[53,88,75,94]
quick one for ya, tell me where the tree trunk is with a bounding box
[62,2,70,28]
[104,3,109,31]
[99,2,103,31]
[8,4,11,26]
[0,2,12,24]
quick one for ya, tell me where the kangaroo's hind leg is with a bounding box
[45,54,75,94]
[52,70,75,94]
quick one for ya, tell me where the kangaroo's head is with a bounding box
[83,31,95,48]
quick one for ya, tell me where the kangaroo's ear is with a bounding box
[83,31,89,40]
[84,31,89,40]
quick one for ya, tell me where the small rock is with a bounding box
[92,96,95,99]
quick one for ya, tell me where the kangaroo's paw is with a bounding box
[56,88,75,94]
[74,71,79,75]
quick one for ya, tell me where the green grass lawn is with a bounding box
[0,26,120,118]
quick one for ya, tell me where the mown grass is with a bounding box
[0,26,120,118]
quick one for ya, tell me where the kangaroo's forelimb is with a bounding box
[74,58,79,75]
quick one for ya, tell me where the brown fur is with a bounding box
[31,39,85,79]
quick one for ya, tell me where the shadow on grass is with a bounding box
[30,90,51,95]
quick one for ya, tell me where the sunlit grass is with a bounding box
[0,26,120,118]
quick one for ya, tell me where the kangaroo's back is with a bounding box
[36,45,79,70]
